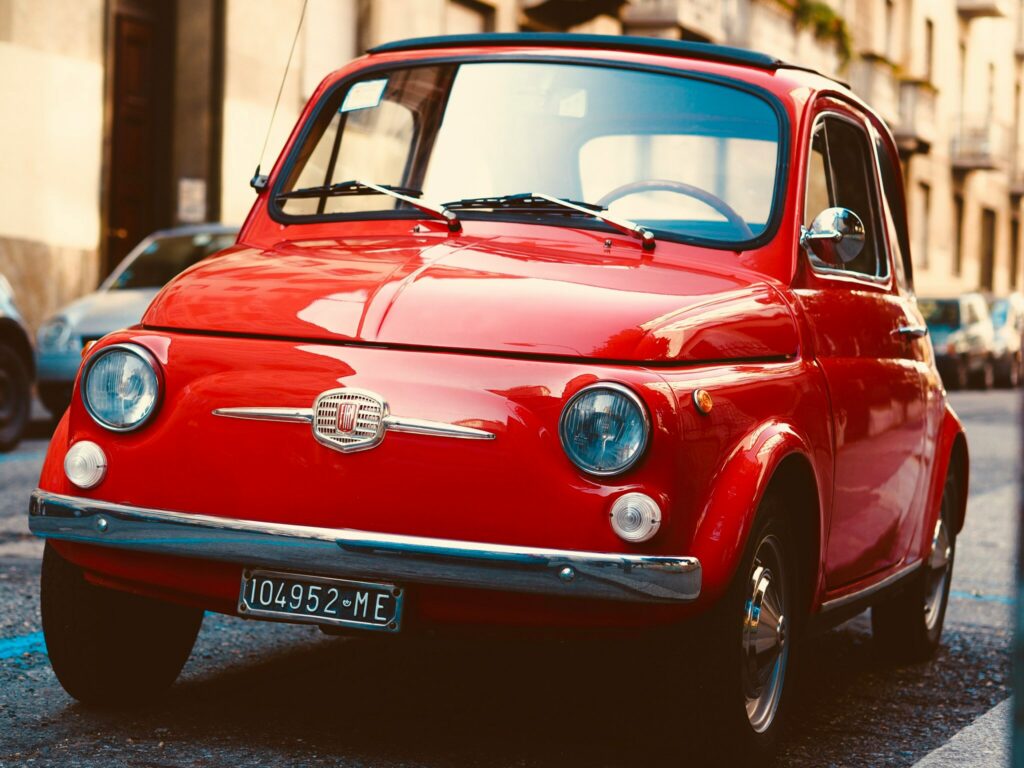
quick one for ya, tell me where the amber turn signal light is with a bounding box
[693,388,713,415]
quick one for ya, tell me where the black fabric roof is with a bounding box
[367,32,784,71]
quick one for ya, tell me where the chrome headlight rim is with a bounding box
[80,342,163,433]
[558,381,651,477]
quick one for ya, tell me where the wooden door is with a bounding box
[104,0,174,276]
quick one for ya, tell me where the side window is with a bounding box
[805,126,831,227]
[874,134,913,291]
[804,114,887,278]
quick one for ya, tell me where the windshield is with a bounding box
[919,299,960,327]
[106,232,237,291]
[275,62,782,245]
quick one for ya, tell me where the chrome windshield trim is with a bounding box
[29,490,700,604]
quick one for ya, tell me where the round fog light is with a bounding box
[64,441,107,489]
[609,492,661,543]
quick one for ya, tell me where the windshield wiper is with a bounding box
[443,192,655,251]
[277,180,460,231]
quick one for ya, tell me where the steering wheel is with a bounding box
[597,179,755,240]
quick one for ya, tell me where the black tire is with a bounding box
[970,358,994,390]
[0,342,30,452]
[38,381,72,418]
[871,474,957,662]
[692,494,798,763]
[997,354,1022,389]
[944,358,967,391]
[41,543,203,706]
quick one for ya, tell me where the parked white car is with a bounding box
[36,224,237,415]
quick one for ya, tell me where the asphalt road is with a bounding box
[0,390,1016,767]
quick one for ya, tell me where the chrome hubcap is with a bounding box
[924,516,952,631]
[742,535,788,733]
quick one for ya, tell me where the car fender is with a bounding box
[688,419,826,603]
[913,403,968,561]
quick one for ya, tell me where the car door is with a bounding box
[793,102,930,589]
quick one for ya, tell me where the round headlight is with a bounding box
[81,344,161,431]
[558,383,650,476]
[38,317,73,351]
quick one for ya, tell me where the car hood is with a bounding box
[57,289,161,339]
[144,234,799,364]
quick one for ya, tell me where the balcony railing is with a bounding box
[892,80,936,155]
[957,0,1010,19]
[848,54,899,126]
[621,0,724,41]
[952,117,1010,171]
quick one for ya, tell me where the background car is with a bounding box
[920,293,996,390]
[989,292,1024,387]
[35,224,238,416]
[0,274,33,451]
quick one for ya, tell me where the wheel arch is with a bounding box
[762,452,821,622]
[689,421,827,613]
[947,429,969,534]
[917,404,969,559]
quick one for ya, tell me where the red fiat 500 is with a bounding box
[31,33,967,759]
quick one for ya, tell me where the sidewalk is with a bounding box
[912,699,1010,767]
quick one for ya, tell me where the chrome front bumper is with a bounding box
[29,490,701,604]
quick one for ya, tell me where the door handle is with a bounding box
[107,227,128,240]
[893,325,928,340]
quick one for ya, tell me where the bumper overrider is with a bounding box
[29,490,701,604]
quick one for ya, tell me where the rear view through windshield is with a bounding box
[275,61,782,246]
[920,299,961,328]
[106,232,237,291]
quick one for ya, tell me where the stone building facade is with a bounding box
[1,0,1020,331]
[624,0,1024,297]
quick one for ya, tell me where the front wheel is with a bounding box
[871,474,957,661]
[693,495,798,762]
[0,342,30,452]
[41,543,204,706]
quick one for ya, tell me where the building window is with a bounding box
[885,0,895,59]
[917,182,931,269]
[953,194,965,277]
[445,0,495,34]
[924,19,934,83]
[1012,217,1021,289]
[980,208,997,291]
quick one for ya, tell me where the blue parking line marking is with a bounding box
[0,450,47,465]
[0,631,46,660]
[950,590,1013,606]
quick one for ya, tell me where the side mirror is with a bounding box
[800,207,866,266]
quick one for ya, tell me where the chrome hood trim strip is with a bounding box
[213,402,495,442]
[29,490,700,604]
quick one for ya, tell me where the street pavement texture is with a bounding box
[0,390,1015,767]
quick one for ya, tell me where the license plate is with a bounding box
[238,569,402,632]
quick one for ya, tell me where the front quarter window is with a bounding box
[274,61,783,247]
